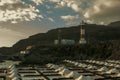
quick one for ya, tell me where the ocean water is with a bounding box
[0,60,21,68]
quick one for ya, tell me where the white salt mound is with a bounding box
[65,71,80,78]
[75,75,94,80]
[59,68,71,76]
[106,68,119,74]
[12,77,20,80]
[98,66,109,72]
[117,73,120,77]
[50,65,59,69]
[55,66,64,72]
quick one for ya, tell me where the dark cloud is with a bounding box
[84,0,120,24]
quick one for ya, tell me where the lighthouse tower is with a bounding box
[79,21,87,44]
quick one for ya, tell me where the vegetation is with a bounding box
[7,22,120,54]
[22,40,120,64]
[0,21,120,63]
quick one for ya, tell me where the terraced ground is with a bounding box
[0,60,120,80]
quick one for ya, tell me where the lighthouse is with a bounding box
[79,21,87,44]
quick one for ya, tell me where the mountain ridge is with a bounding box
[0,21,120,60]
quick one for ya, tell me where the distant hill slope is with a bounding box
[12,23,120,52]
[0,21,120,55]
[109,21,120,26]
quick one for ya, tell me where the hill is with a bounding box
[0,21,120,61]
[11,23,120,52]
[109,21,120,26]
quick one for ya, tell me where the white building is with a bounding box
[54,39,75,45]
[20,50,29,55]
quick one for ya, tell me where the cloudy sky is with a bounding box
[0,0,120,47]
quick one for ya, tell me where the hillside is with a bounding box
[23,41,113,64]
[11,23,120,52]
[109,21,120,26]
[0,21,120,61]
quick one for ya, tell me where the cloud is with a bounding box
[0,0,43,23]
[84,0,120,24]
[28,0,120,25]
[31,0,82,12]
[70,3,80,12]
[48,17,54,22]
[31,0,44,5]
[54,0,82,12]
[0,26,27,47]
[49,0,60,3]
[0,26,26,37]
[61,15,80,26]
[0,0,19,6]
[61,15,79,20]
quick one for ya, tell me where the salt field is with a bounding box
[0,60,21,69]
[0,60,120,80]
[0,60,21,80]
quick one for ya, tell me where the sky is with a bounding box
[0,0,120,47]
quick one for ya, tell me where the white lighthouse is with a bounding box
[79,21,87,44]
